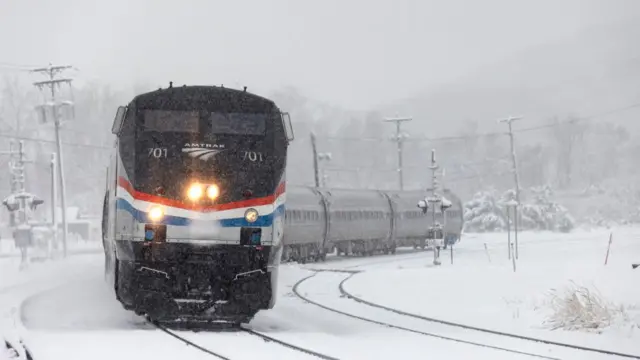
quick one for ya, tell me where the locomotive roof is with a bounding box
[130,85,277,113]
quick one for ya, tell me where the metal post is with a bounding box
[513,205,518,260]
[507,208,511,260]
[50,153,58,256]
[384,117,412,190]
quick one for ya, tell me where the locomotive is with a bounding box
[102,84,293,325]
[282,186,464,263]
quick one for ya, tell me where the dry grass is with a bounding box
[542,282,627,333]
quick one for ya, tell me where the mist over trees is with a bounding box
[0,77,637,229]
[1,18,639,229]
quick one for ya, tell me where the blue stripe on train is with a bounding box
[115,198,285,227]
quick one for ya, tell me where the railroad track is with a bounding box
[3,338,33,360]
[150,319,339,360]
[338,272,640,359]
[293,271,638,360]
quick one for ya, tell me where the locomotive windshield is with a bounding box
[208,113,266,135]
[143,110,200,132]
[142,110,267,135]
[132,108,283,204]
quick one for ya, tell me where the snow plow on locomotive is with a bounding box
[281,186,464,263]
[102,84,293,325]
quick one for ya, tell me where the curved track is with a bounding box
[292,272,558,359]
[293,271,639,360]
[338,272,640,359]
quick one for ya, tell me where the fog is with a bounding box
[2,0,640,227]
[2,0,639,108]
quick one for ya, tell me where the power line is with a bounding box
[317,101,640,143]
[0,133,110,150]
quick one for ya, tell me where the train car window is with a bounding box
[285,210,291,224]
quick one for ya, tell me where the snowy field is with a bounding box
[2,227,639,359]
[0,239,102,259]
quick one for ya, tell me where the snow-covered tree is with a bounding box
[463,186,574,233]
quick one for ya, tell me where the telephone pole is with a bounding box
[384,117,412,190]
[309,132,332,188]
[32,64,74,257]
[498,115,523,259]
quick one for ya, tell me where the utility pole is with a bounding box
[384,117,412,190]
[309,132,332,188]
[498,115,523,259]
[310,133,320,187]
[32,64,74,258]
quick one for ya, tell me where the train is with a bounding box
[282,186,464,263]
[102,84,292,325]
[101,83,464,326]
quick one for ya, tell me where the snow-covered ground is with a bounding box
[0,239,102,259]
[2,226,639,359]
[344,227,640,354]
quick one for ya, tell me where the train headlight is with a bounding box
[187,183,204,201]
[206,184,220,200]
[245,208,259,223]
[148,206,164,222]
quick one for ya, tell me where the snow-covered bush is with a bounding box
[542,283,626,333]
[521,186,575,233]
[463,185,575,233]
[462,190,506,232]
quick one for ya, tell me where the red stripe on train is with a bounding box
[117,176,285,212]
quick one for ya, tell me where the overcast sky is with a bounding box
[1,0,640,110]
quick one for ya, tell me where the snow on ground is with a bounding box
[3,226,639,359]
[0,239,102,259]
[344,226,640,354]
[17,259,531,360]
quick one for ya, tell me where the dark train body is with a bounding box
[102,85,293,325]
[282,186,464,263]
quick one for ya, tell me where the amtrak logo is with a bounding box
[182,143,225,161]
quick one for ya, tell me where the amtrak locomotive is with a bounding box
[102,84,293,325]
